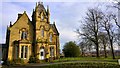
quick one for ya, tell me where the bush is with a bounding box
[2,58,24,66]
[28,55,40,63]
[12,58,24,64]
[63,41,81,57]
[2,60,11,66]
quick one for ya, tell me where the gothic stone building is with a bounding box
[5,2,60,61]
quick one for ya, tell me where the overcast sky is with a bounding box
[1,0,119,51]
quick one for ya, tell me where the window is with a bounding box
[41,52,43,56]
[21,31,27,39]
[50,47,54,57]
[21,46,24,58]
[25,46,28,58]
[41,15,44,21]
[50,34,52,42]
[15,45,19,59]
[21,46,28,59]
[41,29,44,37]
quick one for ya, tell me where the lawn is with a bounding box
[53,57,119,63]
[2,57,120,68]
[40,62,120,68]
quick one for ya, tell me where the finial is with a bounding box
[33,9,34,12]
[24,11,26,13]
[47,5,49,10]
[10,21,12,27]
[38,1,43,5]
[41,2,43,5]
[7,25,8,28]
[38,1,40,5]
[47,5,50,15]
[36,2,37,6]
[53,21,55,24]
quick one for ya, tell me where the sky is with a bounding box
[0,0,119,52]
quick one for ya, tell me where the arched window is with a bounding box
[50,34,52,42]
[41,29,44,37]
[21,31,27,39]
[41,15,44,21]
[50,47,54,57]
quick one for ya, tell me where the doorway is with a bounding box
[40,48,44,60]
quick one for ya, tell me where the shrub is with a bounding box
[2,60,14,66]
[12,58,24,64]
[2,58,24,66]
[63,41,81,57]
[28,55,40,63]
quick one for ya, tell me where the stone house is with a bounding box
[4,2,60,61]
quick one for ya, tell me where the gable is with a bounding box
[49,24,59,36]
[10,11,33,30]
[9,11,33,42]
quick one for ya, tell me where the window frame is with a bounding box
[21,46,28,59]
[41,29,44,37]
[49,33,52,42]
[21,31,27,40]
[50,47,54,57]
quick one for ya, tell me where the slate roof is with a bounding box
[50,24,59,35]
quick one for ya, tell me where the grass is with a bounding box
[41,62,120,68]
[2,57,120,68]
[53,57,119,63]
[2,62,120,68]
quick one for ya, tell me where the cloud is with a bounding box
[1,2,35,43]
[2,0,114,2]
[1,2,113,52]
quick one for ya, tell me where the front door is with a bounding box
[40,48,44,60]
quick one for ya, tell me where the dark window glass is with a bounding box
[21,46,24,58]
[50,34,52,42]
[50,47,54,57]
[16,45,19,58]
[41,29,44,37]
[25,46,28,58]
[41,52,43,56]
[41,15,44,21]
[21,31,27,39]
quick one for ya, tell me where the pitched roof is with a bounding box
[50,24,59,36]
[9,11,32,28]
[36,2,47,15]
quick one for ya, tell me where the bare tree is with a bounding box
[101,13,116,59]
[109,0,120,29]
[76,8,103,57]
[98,32,109,58]
[108,0,120,47]
[79,39,93,56]
[112,0,120,9]
[79,41,86,56]
[111,14,120,46]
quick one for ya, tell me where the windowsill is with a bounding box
[21,58,27,59]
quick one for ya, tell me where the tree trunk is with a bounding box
[95,42,99,57]
[95,33,99,58]
[103,44,107,58]
[103,40,107,58]
[110,39,115,59]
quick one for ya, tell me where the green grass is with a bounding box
[32,62,120,68]
[53,57,118,63]
[2,57,120,68]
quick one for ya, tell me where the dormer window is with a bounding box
[21,31,27,39]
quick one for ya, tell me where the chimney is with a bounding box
[18,14,22,19]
